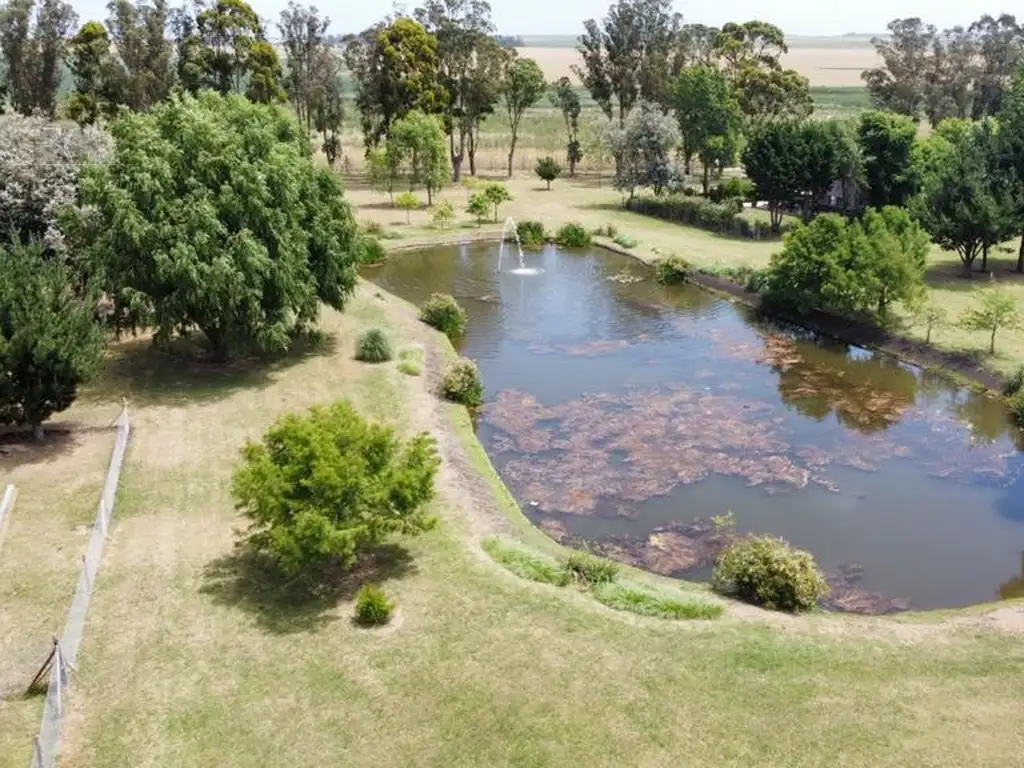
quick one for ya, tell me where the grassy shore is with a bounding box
[346,174,1024,378]
[0,285,1020,767]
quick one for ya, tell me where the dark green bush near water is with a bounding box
[655,255,692,285]
[441,357,484,406]
[515,220,547,247]
[1004,365,1024,397]
[564,551,619,585]
[712,535,828,612]
[419,293,467,339]
[626,194,788,240]
[555,222,592,247]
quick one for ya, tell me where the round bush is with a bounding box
[712,535,828,612]
[441,357,484,406]
[419,293,467,339]
[355,328,393,363]
[655,255,692,285]
[555,222,592,248]
[355,584,394,626]
[516,220,547,247]
[1008,390,1024,427]
[1004,364,1024,397]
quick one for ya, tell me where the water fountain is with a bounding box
[498,217,543,275]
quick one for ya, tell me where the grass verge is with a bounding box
[593,582,724,620]
[482,536,569,586]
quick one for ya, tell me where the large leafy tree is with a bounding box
[387,110,450,204]
[414,0,501,181]
[0,241,105,439]
[105,0,174,111]
[550,76,583,175]
[312,50,345,168]
[500,54,545,177]
[912,121,1017,274]
[343,16,447,148]
[742,121,848,231]
[68,92,362,360]
[0,0,77,117]
[277,2,329,133]
[245,40,286,103]
[672,65,740,192]
[858,110,918,209]
[232,402,439,576]
[999,69,1024,271]
[170,0,205,93]
[970,14,1023,118]
[575,0,682,125]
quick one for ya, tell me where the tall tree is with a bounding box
[66,20,124,126]
[277,2,329,133]
[414,0,500,182]
[105,0,174,111]
[863,18,936,117]
[0,241,106,440]
[245,40,285,103]
[999,69,1024,271]
[675,23,719,68]
[672,65,740,192]
[194,0,262,94]
[611,100,678,199]
[922,26,979,126]
[550,76,583,175]
[970,14,1023,118]
[386,110,449,204]
[343,16,447,148]
[312,49,345,167]
[500,53,545,177]
[714,20,786,74]
[67,92,362,360]
[858,110,918,209]
[912,121,1016,274]
[574,0,682,126]
[170,0,204,93]
[0,0,77,117]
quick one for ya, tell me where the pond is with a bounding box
[364,241,1024,613]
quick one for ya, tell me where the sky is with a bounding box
[69,0,1011,37]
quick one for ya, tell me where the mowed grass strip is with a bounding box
[21,285,1021,768]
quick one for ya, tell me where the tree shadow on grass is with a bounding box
[200,543,416,635]
[0,424,113,471]
[924,253,1024,291]
[81,331,338,408]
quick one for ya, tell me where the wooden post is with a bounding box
[34,736,44,767]
[54,640,63,717]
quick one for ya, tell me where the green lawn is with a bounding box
[0,285,1016,768]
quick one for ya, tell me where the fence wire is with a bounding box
[30,405,131,768]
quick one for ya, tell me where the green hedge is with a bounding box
[625,195,790,241]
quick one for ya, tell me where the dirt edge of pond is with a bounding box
[366,282,1024,639]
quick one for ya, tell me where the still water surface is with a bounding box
[365,242,1024,611]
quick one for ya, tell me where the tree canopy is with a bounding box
[672,65,741,193]
[500,54,546,177]
[68,92,362,359]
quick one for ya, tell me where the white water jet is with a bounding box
[498,217,543,275]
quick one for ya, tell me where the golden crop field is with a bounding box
[518,44,883,88]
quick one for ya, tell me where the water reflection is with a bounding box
[366,243,1024,611]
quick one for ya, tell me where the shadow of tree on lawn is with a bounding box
[200,543,416,635]
[81,331,338,408]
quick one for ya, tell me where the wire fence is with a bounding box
[0,483,17,557]
[30,404,132,768]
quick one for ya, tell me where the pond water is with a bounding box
[365,242,1024,612]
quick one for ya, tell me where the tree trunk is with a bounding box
[926,323,932,344]
[1018,232,1023,273]
[546,180,551,190]
[468,129,478,176]
[702,164,710,197]
[427,185,433,206]
[507,134,517,178]
[990,326,997,355]
[204,326,229,362]
[406,208,411,224]
[770,207,782,234]
[32,423,44,442]
[981,244,989,273]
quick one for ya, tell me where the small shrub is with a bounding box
[1003,364,1024,397]
[358,237,387,264]
[355,328,393,363]
[398,359,422,376]
[592,222,618,238]
[467,192,490,223]
[354,584,395,626]
[379,229,404,240]
[712,535,828,612]
[563,551,619,586]
[482,537,570,586]
[721,177,756,201]
[1009,390,1024,426]
[482,182,512,222]
[594,583,723,620]
[555,221,592,248]
[431,199,455,230]
[419,293,467,339]
[441,357,484,406]
[535,156,562,189]
[612,232,638,249]
[362,219,384,236]
[516,220,547,247]
[395,191,419,224]
[655,254,692,285]
[397,345,424,376]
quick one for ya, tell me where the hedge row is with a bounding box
[625,195,792,241]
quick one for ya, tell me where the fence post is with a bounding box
[98,499,107,537]
[34,736,43,768]
[53,641,63,718]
